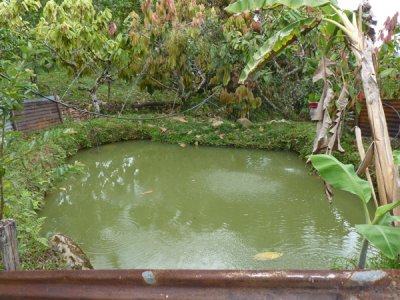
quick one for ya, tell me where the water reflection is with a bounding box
[41,141,366,269]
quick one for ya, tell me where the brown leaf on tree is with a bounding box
[324,182,333,203]
[108,22,117,36]
[327,84,349,154]
[312,86,335,153]
[313,57,334,83]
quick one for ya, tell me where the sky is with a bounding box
[337,0,400,31]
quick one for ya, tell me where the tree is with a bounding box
[36,0,132,112]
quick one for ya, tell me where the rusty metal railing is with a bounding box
[0,269,399,299]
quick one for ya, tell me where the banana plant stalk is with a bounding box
[324,4,400,212]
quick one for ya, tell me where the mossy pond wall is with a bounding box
[40,141,369,269]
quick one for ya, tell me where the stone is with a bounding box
[237,117,253,128]
[49,233,93,270]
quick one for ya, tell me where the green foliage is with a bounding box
[36,0,116,74]
[309,154,400,265]
[238,17,320,83]
[0,0,41,28]
[93,0,142,25]
[355,225,400,260]
[377,20,400,99]
[393,150,400,165]
[368,252,400,269]
[308,154,371,204]
[225,0,333,14]
[219,86,261,118]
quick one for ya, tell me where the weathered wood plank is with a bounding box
[0,219,20,271]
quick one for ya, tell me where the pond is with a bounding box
[41,141,366,269]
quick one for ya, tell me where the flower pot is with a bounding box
[308,101,319,120]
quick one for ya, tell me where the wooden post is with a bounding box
[0,219,20,271]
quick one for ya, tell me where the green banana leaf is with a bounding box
[356,224,400,259]
[225,0,333,13]
[308,154,371,204]
[238,17,320,83]
[372,200,400,224]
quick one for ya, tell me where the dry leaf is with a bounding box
[312,87,335,153]
[313,56,334,83]
[211,120,224,127]
[179,143,187,148]
[159,127,168,133]
[187,130,193,135]
[259,126,264,132]
[219,134,225,139]
[254,252,283,261]
[147,124,156,128]
[195,134,202,139]
[172,116,188,123]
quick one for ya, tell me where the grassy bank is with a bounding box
[2,116,362,270]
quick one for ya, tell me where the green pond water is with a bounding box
[41,141,367,269]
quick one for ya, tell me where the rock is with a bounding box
[237,118,253,128]
[210,118,224,128]
[49,233,93,270]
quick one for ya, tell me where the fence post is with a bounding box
[0,219,20,271]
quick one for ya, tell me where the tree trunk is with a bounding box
[0,219,20,271]
[89,88,101,113]
[359,39,400,214]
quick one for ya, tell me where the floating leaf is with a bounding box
[142,190,153,195]
[254,251,283,260]
[179,143,187,148]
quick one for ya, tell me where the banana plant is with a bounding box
[226,0,399,212]
[225,0,337,83]
[309,154,400,268]
[237,17,320,83]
